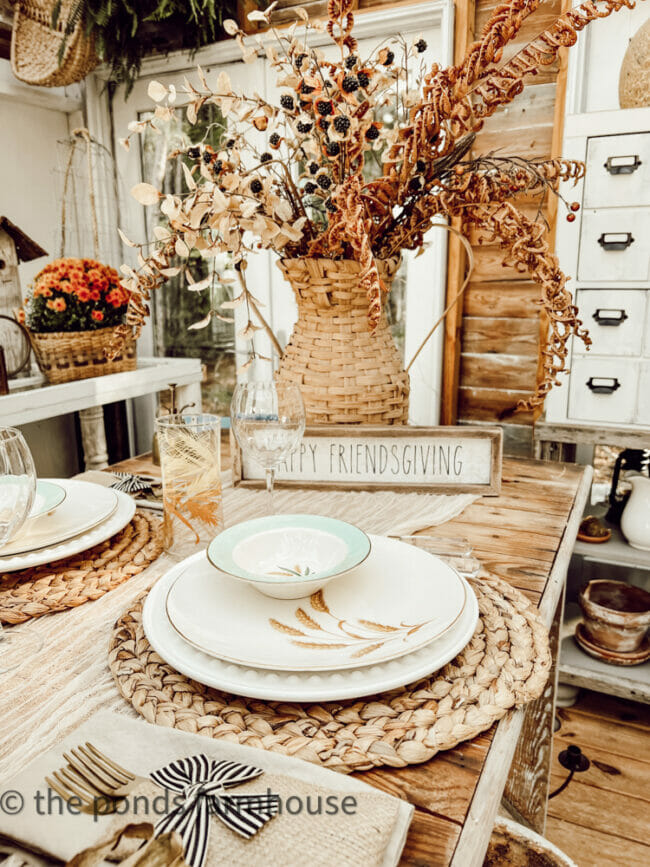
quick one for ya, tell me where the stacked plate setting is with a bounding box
[0,478,136,572]
[143,519,480,703]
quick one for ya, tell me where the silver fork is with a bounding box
[45,742,145,814]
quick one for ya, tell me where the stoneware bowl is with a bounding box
[579,579,650,652]
[207,514,371,599]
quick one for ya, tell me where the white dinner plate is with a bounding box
[27,480,67,520]
[167,535,467,671]
[0,480,118,557]
[143,551,479,702]
[0,490,136,572]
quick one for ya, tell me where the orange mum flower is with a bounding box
[47,298,66,312]
[91,309,104,322]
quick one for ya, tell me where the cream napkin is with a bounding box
[0,711,413,867]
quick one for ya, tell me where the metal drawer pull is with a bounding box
[604,154,642,175]
[586,376,621,394]
[592,308,628,325]
[597,232,634,251]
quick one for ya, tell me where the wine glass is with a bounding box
[0,427,43,673]
[230,382,306,512]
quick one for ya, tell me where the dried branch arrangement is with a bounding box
[115,0,634,411]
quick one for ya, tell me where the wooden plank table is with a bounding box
[0,456,590,866]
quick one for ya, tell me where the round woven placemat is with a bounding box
[0,512,163,625]
[109,571,550,773]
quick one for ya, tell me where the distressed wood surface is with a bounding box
[503,589,564,832]
[440,0,476,425]
[444,0,566,430]
[0,457,587,866]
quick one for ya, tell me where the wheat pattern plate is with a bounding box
[165,535,467,672]
[146,556,478,701]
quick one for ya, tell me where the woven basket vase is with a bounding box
[276,258,409,424]
[29,326,136,384]
[11,0,98,87]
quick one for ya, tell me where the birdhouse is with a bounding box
[0,217,47,385]
[0,216,47,319]
[0,217,47,316]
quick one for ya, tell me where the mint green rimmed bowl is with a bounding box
[207,514,371,599]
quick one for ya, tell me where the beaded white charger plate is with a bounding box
[143,551,479,702]
[0,489,135,572]
[166,536,467,671]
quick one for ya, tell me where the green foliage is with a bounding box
[52,0,239,95]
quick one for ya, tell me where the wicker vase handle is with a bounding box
[405,225,474,374]
[60,127,99,259]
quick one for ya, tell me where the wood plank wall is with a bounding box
[456,0,566,453]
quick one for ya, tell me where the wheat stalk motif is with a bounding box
[269,591,432,659]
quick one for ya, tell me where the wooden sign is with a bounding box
[232,425,503,495]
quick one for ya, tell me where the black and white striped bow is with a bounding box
[151,755,279,867]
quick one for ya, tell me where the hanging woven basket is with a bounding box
[11,0,98,87]
[275,257,410,425]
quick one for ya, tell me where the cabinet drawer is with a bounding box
[584,132,650,209]
[637,363,650,425]
[568,358,637,424]
[578,208,650,282]
[574,289,646,356]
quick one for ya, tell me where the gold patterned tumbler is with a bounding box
[156,414,223,551]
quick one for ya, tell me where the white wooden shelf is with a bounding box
[559,635,650,704]
[1,357,202,427]
[575,522,650,571]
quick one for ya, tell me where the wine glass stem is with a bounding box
[265,467,276,514]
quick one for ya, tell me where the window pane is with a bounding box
[138,105,236,416]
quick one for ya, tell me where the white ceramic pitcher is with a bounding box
[621,474,650,551]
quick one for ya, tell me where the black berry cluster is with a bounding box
[295,53,307,69]
[365,126,379,141]
[382,50,395,65]
[317,174,332,190]
[308,162,319,175]
[357,71,370,89]
[341,75,359,93]
[188,147,200,159]
[333,115,351,134]
[280,94,295,111]
[345,55,358,69]
[260,152,272,163]
[296,120,313,133]
[325,142,340,157]
[304,181,317,194]
[415,39,427,53]
[250,179,263,194]
[269,132,281,146]
[315,99,333,116]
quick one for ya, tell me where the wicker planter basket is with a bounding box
[276,257,410,424]
[11,0,98,87]
[29,326,136,384]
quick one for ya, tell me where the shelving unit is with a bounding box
[559,519,650,705]
[574,523,650,569]
[560,602,650,704]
